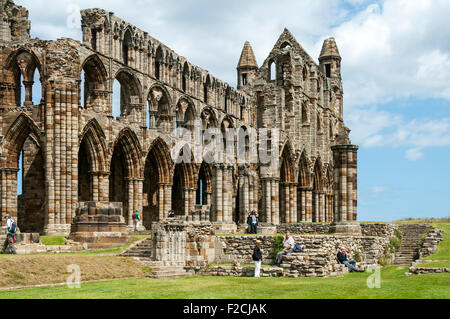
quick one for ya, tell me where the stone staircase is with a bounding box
[119,237,152,258]
[136,258,192,279]
[394,224,432,265]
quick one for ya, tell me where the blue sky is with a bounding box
[15,0,450,221]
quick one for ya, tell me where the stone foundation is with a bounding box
[69,201,131,248]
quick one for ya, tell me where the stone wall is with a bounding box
[360,223,398,238]
[419,228,444,258]
[276,223,331,234]
[408,266,450,275]
[192,265,283,277]
[216,234,391,265]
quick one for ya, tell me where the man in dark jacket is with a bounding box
[337,247,363,272]
[252,240,263,277]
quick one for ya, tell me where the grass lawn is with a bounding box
[0,266,448,299]
[0,221,448,299]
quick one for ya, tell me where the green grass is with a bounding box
[40,236,66,246]
[0,266,448,299]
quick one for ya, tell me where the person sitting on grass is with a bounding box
[337,247,364,272]
[275,232,295,267]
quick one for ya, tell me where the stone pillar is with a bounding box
[291,184,297,223]
[271,178,280,225]
[330,144,360,235]
[306,189,313,222]
[23,81,34,106]
[0,168,19,225]
[214,165,223,222]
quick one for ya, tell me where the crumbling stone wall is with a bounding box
[216,234,391,265]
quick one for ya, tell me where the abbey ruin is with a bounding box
[0,0,359,237]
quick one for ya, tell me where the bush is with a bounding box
[273,234,285,256]
[353,250,362,262]
[390,236,401,252]
[394,228,402,240]
[378,253,391,266]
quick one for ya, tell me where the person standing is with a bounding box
[252,240,263,277]
[246,211,251,233]
[2,214,17,254]
[132,210,140,231]
[250,211,259,234]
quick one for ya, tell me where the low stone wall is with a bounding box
[216,234,390,265]
[281,250,349,277]
[408,266,450,275]
[191,265,283,277]
[419,228,444,258]
[276,223,331,234]
[360,223,398,238]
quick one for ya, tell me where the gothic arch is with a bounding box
[79,119,107,172]
[81,54,108,109]
[1,113,42,168]
[2,49,43,106]
[114,69,143,117]
[111,128,143,179]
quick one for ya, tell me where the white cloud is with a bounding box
[405,148,424,161]
[327,0,450,108]
[372,186,388,194]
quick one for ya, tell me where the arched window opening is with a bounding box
[113,71,141,120]
[155,46,163,80]
[123,30,132,66]
[17,149,23,195]
[203,83,208,103]
[19,73,25,106]
[240,104,245,120]
[269,61,276,81]
[80,69,86,108]
[81,56,107,110]
[317,114,322,132]
[182,62,189,92]
[325,64,331,78]
[241,73,247,85]
[280,42,292,49]
[91,29,97,51]
[112,79,121,119]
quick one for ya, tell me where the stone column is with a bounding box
[306,189,313,222]
[271,178,280,225]
[23,81,34,106]
[330,144,360,235]
[0,168,19,225]
[291,184,297,223]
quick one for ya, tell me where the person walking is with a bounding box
[2,214,17,254]
[132,210,141,231]
[252,240,263,277]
